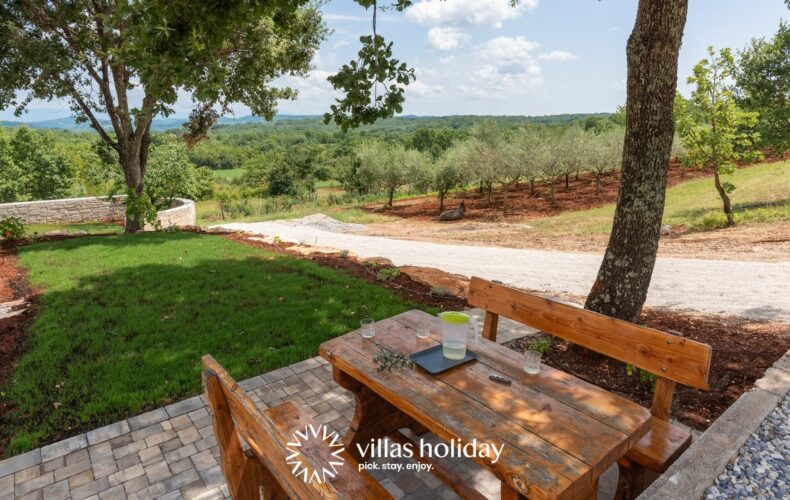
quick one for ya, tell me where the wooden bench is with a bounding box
[467,277,712,499]
[201,355,391,499]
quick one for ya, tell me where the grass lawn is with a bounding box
[213,168,246,180]
[195,198,395,226]
[2,232,427,456]
[530,160,790,235]
[26,222,124,236]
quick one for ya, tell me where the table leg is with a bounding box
[333,367,422,462]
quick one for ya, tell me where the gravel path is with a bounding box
[705,392,790,499]
[215,219,790,323]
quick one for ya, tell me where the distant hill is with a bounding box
[0,114,318,132]
[0,113,610,133]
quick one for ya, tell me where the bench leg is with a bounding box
[259,459,288,500]
[333,367,422,462]
[615,458,657,500]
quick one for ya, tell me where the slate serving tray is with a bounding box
[410,344,477,374]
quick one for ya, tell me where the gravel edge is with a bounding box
[640,349,790,500]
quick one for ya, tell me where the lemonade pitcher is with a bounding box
[438,312,480,360]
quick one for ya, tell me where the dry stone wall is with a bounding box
[0,196,196,229]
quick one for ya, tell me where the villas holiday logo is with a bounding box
[286,424,346,485]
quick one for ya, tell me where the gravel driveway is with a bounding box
[216,220,790,323]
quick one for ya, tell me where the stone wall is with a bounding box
[0,196,196,229]
[151,198,196,229]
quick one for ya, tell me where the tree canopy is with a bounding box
[736,21,790,154]
[0,0,326,230]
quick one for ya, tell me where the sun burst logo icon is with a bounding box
[286,424,346,485]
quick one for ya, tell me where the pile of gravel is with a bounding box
[705,392,790,499]
[284,213,366,233]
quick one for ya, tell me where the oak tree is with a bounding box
[0,1,325,231]
[585,0,689,322]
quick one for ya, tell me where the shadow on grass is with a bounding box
[17,230,206,254]
[2,241,424,456]
[671,198,790,221]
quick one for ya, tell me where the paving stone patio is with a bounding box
[0,311,627,499]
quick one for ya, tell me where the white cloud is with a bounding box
[439,55,456,65]
[427,27,470,50]
[406,0,536,28]
[332,40,351,50]
[408,80,444,97]
[278,70,337,102]
[458,36,544,98]
[538,50,579,61]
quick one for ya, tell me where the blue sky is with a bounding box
[2,0,787,121]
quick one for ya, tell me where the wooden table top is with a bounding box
[319,310,652,499]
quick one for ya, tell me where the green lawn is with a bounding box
[195,198,395,226]
[530,160,790,235]
[26,222,124,236]
[2,232,426,456]
[213,168,246,180]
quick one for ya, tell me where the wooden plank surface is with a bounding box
[320,310,653,499]
[322,338,591,499]
[265,402,392,498]
[202,355,338,499]
[362,316,631,477]
[392,310,652,445]
[467,277,712,389]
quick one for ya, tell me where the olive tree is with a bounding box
[511,127,545,197]
[464,123,507,207]
[588,128,625,197]
[674,47,761,226]
[535,128,566,205]
[357,141,426,206]
[431,142,468,213]
[0,1,325,232]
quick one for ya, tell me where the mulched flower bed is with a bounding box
[508,310,790,431]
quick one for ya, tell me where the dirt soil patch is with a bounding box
[0,246,36,457]
[364,219,790,262]
[0,246,30,303]
[508,310,790,431]
[227,234,468,311]
[366,161,709,221]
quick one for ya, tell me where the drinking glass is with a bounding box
[360,318,375,338]
[523,350,541,375]
[416,326,431,339]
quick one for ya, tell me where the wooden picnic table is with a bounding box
[319,310,653,500]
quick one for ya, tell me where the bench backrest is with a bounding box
[467,277,712,420]
[201,355,338,499]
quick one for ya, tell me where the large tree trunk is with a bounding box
[118,133,152,233]
[713,170,735,226]
[584,0,689,322]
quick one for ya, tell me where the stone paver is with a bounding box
[0,319,617,499]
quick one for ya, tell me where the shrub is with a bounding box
[0,216,25,240]
[376,267,401,282]
[528,336,552,356]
